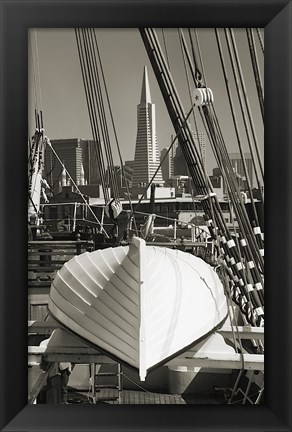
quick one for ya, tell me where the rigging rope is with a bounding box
[75,28,110,203]
[140,28,264,325]
[161,29,170,70]
[179,29,222,265]
[76,28,129,235]
[227,29,264,187]
[178,30,208,225]
[187,29,224,259]
[29,33,40,118]
[214,28,260,229]
[75,29,109,202]
[179,29,263,273]
[255,28,264,55]
[91,29,138,234]
[246,28,264,121]
[34,29,43,120]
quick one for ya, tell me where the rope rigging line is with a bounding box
[179,28,263,273]
[178,30,208,223]
[81,28,110,201]
[246,28,264,121]
[90,32,131,205]
[179,29,221,261]
[29,32,40,119]
[187,28,203,86]
[87,29,119,200]
[140,28,264,325]
[75,28,110,204]
[213,29,261,231]
[161,28,171,70]
[85,28,120,201]
[147,29,208,193]
[187,29,225,257]
[192,28,207,88]
[220,32,264,226]
[76,27,129,237]
[194,28,264,245]
[34,29,43,120]
[227,29,264,187]
[204,104,264,275]
[187,31,264,274]
[210,29,259,255]
[255,28,264,55]
[91,29,138,235]
[29,29,44,134]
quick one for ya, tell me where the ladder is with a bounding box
[93,362,123,404]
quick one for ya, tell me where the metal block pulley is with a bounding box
[194,88,214,106]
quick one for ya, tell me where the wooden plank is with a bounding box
[28,281,51,288]
[145,241,207,247]
[167,352,264,371]
[28,252,81,256]
[28,267,61,272]
[28,321,58,335]
[28,241,93,245]
[45,353,116,364]
[28,350,115,365]
[28,260,68,264]
[218,325,264,340]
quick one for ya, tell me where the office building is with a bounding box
[132,66,163,187]
[229,152,253,189]
[44,138,101,194]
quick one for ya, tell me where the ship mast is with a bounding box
[28,115,48,225]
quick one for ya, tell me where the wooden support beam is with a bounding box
[44,353,116,364]
[28,329,116,365]
[145,241,208,247]
[28,281,51,288]
[28,240,94,246]
[28,346,116,365]
[28,320,58,335]
[28,328,264,373]
[167,352,264,371]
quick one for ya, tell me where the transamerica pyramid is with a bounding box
[132,66,163,187]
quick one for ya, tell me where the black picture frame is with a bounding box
[0,0,291,431]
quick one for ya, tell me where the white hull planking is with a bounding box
[48,237,228,380]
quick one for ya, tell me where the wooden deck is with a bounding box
[67,389,227,404]
[68,389,187,404]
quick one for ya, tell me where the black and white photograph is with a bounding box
[27,27,265,405]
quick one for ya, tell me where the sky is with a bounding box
[28,28,264,177]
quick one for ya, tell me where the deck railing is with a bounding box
[28,239,94,287]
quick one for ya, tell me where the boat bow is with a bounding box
[48,237,228,380]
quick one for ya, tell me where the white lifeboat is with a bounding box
[48,236,228,380]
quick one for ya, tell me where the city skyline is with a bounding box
[29,28,264,177]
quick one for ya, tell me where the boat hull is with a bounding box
[48,237,228,380]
